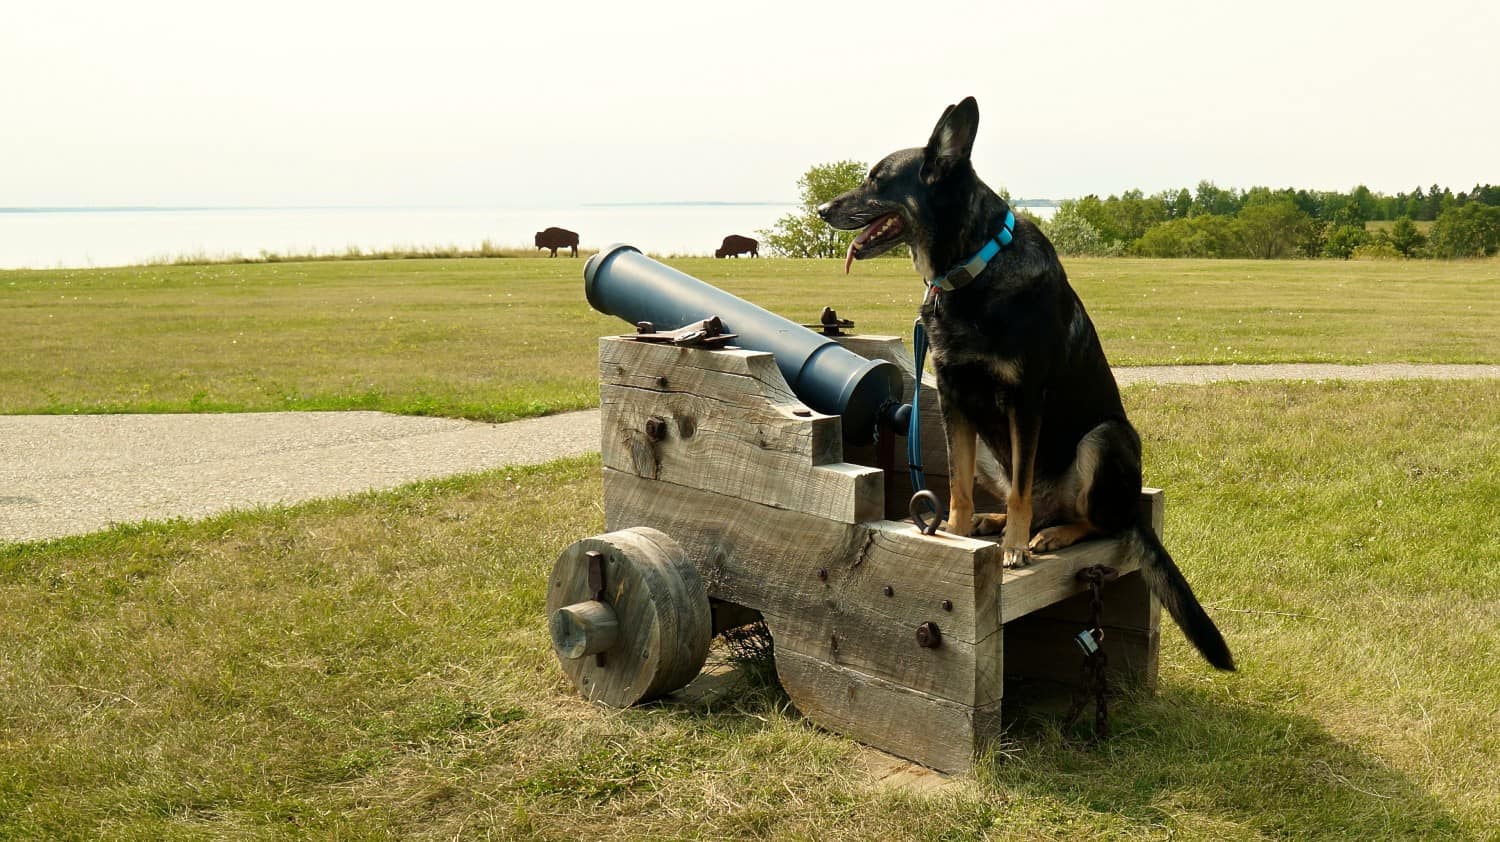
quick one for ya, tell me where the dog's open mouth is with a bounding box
[844,212,905,273]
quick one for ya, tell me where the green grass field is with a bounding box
[3,380,1496,839]
[3,256,1496,420]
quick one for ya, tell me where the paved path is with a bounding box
[0,411,599,543]
[4,364,1497,544]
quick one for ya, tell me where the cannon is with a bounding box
[585,244,905,446]
[550,247,1163,773]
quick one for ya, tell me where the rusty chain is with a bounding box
[1063,564,1118,743]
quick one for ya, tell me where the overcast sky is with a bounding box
[4,0,1495,207]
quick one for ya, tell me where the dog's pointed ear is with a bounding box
[922,97,979,181]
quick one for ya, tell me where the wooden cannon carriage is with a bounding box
[547,329,1164,774]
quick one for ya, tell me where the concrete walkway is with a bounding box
[0,411,599,543]
[3,363,1497,544]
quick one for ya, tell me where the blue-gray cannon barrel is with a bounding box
[584,244,905,445]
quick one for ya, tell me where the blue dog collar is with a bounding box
[927,209,1015,292]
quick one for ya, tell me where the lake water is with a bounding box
[0,202,1058,270]
[0,205,798,270]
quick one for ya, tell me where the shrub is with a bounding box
[1429,203,1500,258]
[1133,216,1242,258]
[1321,224,1373,259]
[1236,200,1317,259]
[1389,216,1426,257]
[1044,203,1123,256]
[1350,241,1403,260]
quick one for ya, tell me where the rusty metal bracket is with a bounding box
[585,550,608,667]
[622,315,738,348]
[800,306,855,336]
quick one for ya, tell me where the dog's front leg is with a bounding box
[939,408,1006,537]
[942,411,978,537]
[1002,402,1042,567]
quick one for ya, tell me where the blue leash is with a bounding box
[907,312,944,534]
[909,314,930,493]
[905,211,1017,531]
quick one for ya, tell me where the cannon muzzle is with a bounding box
[585,244,904,445]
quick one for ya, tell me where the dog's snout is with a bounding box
[816,200,836,221]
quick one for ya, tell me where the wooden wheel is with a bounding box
[546,527,711,706]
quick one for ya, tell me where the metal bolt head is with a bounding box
[882,585,894,597]
[636,321,655,334]
[655,375,669,388]
[645,416,668,441]
[941,599,953,612]
[817,567,828,581]
[916,621,942,649]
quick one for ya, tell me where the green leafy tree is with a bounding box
[1161,188,1193,220]
[1192,180,1242,216]
[1323,195,1367,228]
[1044,202,1122,256]
[1320,224,1372,259]
[759,161,870,258]
[1132,215,1241,257]
[1235,201,1316,259]
[1107,189,1168,242]
[1389,217,1426,257]
[1429,203,1500,258]
[1069,195,1118,243]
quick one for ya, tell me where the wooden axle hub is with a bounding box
[547,335,1162,774]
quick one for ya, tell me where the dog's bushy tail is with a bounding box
[1124,525,1235,671]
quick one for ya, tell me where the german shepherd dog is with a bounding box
[818,97,1234,670]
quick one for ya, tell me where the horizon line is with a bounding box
[1,202,802,214]
[2,198,1065,214]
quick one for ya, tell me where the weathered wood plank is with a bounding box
[855,746,959,794]
[999,537,1139,623]
[601,336,800,405]
[600,337,883,523]
[997,489,1165,623]
[603,468,1001,706]
[1141,486,1164,536]
[775,647,1001,775]
[1001,616,1159,690]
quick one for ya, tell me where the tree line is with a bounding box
[760,163,1500,260]
[1045,181,1500,260]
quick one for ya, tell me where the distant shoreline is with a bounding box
[0,203,801,214]
[2,198,1062,215]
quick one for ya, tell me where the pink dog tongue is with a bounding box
[843,214,891,274]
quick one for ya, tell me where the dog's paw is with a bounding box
[1001,546,1032,569]
[971,512,1007,537]
[941,512,1006,537]
[1028,524,1090,554]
